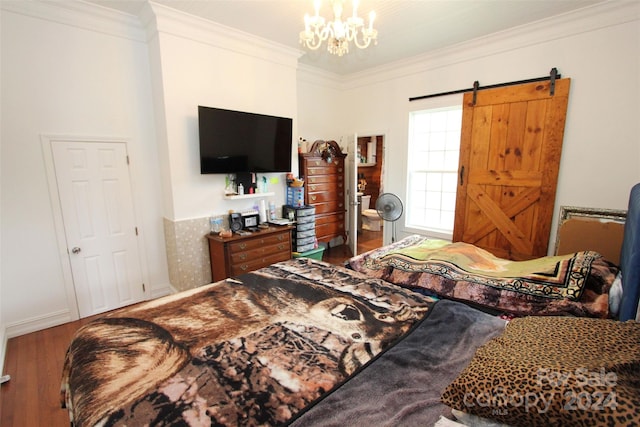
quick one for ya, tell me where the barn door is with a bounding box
[452,78,570,260]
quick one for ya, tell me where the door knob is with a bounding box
[71,247,81,254]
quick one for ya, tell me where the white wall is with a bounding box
[298,1,640,249]
[0,0,4,372]
[296,66,346,149]
[146,3,300,221]
[0,2,168,336]
[0,0,302,347]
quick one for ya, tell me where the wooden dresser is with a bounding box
[299,140,347,244]
[206,226,293,282]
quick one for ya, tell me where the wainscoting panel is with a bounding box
[163,217,213,291]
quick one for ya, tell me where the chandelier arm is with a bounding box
[319,22,334,40]
[305,35,324,50]
[352,34,372,49]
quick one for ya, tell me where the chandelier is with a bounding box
[299,0,378,57]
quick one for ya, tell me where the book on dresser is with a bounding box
[299,140,347,245]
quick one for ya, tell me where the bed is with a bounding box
[61,184,640,427]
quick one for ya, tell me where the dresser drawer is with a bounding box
[310,200,345,215]
[228,232,289,253]
[316,221,345,241]
[306,174,340,185]
[304,158,343,169]
[308,190,344,204]
[315,212,345,226]
[295,221,316,232]
[306,181,344,193]
[230,251,291,276]
[229,241,291,264]
[306,165,344,176]
[293,228,316,239]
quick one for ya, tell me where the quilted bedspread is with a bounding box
[349,236,618,318]
[60,258,435,426]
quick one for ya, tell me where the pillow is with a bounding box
[609,272,623,318]
[441,316,640,426]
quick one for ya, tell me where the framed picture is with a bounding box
[555,206,627,263]
[558,206,627,223]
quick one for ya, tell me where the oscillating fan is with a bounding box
[375,193,404,242]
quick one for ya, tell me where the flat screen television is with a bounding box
[198,106,293,174]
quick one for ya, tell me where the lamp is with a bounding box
[299,0,377,57]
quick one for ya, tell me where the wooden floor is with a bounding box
[0,229,382,426]
[323,229,383,265]
[0,314,103,426]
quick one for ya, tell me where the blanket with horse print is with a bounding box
[60,258,435,426]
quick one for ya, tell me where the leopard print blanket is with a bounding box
[442,316,640,426]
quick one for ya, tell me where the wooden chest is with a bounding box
[299,140,347,244]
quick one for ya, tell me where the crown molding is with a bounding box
[0,0,146,42]
[143,1,302,71]
[297,63,344,90]
[338,0,640,89]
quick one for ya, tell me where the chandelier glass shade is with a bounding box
[299,0,378,56]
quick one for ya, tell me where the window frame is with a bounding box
[404,95,463,241]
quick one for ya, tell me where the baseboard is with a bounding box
[0,327,6,375]
[150,283,176,299]
[4,309,73,339]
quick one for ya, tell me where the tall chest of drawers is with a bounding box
[206,226,292,282]
[299,140,347,245]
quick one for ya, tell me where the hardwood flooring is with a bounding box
[1,314,102,426]
[0,229,383,426]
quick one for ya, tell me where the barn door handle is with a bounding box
[459,166,465,186]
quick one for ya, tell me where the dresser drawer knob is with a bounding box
[239,254,247,260]
[311,195,317,201]
[239,243,246,250]
[240,265,248,271]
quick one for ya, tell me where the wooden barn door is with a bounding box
[452,78,570,260]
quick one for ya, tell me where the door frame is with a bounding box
[346,133,358,256]
[350,130,388,248]
[41,134,149,321]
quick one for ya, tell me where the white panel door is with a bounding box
[52,141,145,317]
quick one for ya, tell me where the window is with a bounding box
[406,105,462,238]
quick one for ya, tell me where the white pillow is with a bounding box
[609,271,623,317]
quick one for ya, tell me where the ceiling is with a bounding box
[86,0,604,75]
